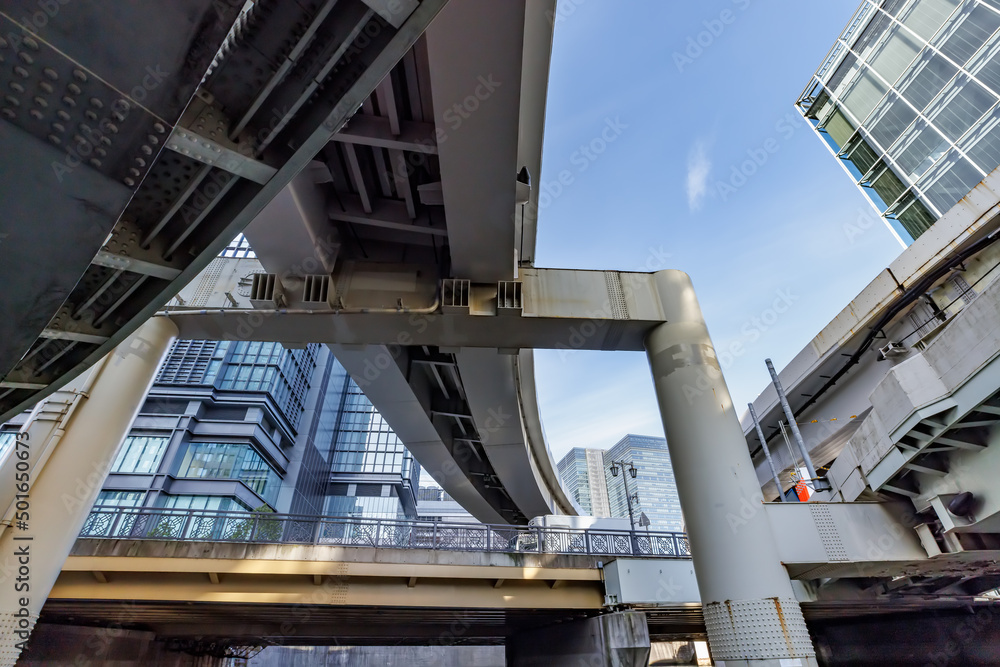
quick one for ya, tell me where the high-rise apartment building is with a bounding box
[797,0,1000,244]
[0,337,422,524]
[604,435,683,533]
[556,447,612,517]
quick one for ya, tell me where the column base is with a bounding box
[704,597,816,667]
[0,610,37,667]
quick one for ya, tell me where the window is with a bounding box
[898,47,958,112]
[839,65,890,124]
[93,490,145,508]
[0,432,15,464]
[868,23,922,88]
[898,0,961,42]
[176,442,281,505]
[916,147,984,212]
[931,0,1000,65]
[111,435,169,474]
[158,495,252,512]
[924,75,997,141]
[888,119,951,180]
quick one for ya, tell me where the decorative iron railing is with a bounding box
[79,507,692,559]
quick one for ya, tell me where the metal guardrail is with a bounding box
[79,507,692,559]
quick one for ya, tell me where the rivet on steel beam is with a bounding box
[4,95,19,107]
[56,109,70,121]
[72,69,87,82]
[29,109,42,120]
[85,110,97,121]
[68,83,81,95]
[33,96,47,108]
[43,67,58,80]
[9,82,24,93]
[141,145,152,155]
[17,51,33,65]
[39,82,53,94]
[90,158,101,168]
[14,66,29,79]
[52,122,65,132]
[47,134,60,145]
[89,97,103,109]
[23,36,39,50]
[153,122,165,134]
[1,108,14,120]
[129,167,140,177]
[62,96,76,107]
[124,177,135,187]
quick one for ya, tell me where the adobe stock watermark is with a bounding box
[842,206,885,244]
[553,244,672,361]
[517,117,628,230]
[673,0,753,73]
[546,0,590,26]
[681,288,799,404]
[712,111,810,202]
[6,0,73,43]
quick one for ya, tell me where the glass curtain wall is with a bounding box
[798,0,1000,241]
[175,442,281,506]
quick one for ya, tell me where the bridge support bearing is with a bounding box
[0,318,177,667]
[644,270,817,666]
[505,610,650,667]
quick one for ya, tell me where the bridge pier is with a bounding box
[0,318,177,667]
[505,610,650,667]
[644,270,817,666]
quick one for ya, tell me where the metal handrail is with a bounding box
[78,507,692,559]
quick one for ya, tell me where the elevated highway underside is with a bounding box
[0,0,455,423]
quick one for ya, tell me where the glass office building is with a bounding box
[604,435,684,533]
[556,447,612,517]
[0,336,422,522]
[798,0,1000,243]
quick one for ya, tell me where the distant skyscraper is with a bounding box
[797,0,1000,244]
[604,435,683,533]
[557,447,612,517]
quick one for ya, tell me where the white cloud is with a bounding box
[686,141,712,212]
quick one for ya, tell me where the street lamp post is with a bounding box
[609,459,639,551]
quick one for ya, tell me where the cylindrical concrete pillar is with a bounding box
[0,317,177,667]
[644,270,816,666]
[0,360,109,538]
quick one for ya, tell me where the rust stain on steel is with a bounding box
[724,599,734,627]
[770,596,794,652]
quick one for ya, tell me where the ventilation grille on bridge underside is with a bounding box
[302,274,331,306]
[442,279,470,314]
[497,281,522,315]
[249,272,284,307]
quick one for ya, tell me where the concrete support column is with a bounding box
[505,611,650,667]
[0,367,105,539]
[0,317,177,667]
[644,270,817,667]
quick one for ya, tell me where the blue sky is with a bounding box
[533,0,903,461]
